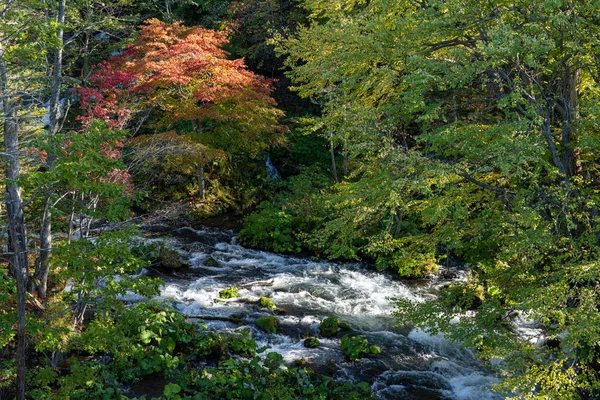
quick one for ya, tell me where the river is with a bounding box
[130,225,503,400]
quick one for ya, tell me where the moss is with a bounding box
[256,316,280,334]
[338,321,351,330]
[319,316,347,337]
[204,256,219,267]
[303,338,321,348]
[219,287,239,299]
[258,295,276,311]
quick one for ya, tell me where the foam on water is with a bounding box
[144,228,503,399]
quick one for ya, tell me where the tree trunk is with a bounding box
[329,132,338,183]
[35,0,64,299]
[1,55,28,400]
[198,164,205,200]
[561,67,581,177]
[342,138,348,178]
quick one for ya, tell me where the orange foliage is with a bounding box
[79,19,286,151]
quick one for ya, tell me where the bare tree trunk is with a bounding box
[35,0,64,299]
[342,138,348,178]
[68,193,76,242]
[164,0,171,21]
[329,132,338,183]
[198,164,205,200]
[1,55,28,400]
[561,67,581,177]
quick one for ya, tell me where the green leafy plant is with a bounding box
[239,204,301,253]
[319,316,349,338]
[340,335,381,361]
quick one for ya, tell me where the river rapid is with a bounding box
[132,225,503,400]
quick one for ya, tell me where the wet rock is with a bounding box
[273,307,286,315]
[440,269,458,280]
[304,337,321,348]
[155,244,190,270]
[204,256,219,267]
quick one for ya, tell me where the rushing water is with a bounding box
[135,226,503,400]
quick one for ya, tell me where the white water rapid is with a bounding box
[139,226,503,400]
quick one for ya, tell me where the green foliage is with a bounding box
[439,283,485,312]
[258,295,276,311]
[219,286,239,299]
[0,275,16,349]
[239,204,300,253]
[22,300,372,399]
[239,166,332,253]
[188,354,373,400]
[274,0,600,396]
[29,121,135,223]
[340,335,381,361]
[51,226,162,307]
[256,316,280,334]
[319,316,348,338]
[77,302,192,381]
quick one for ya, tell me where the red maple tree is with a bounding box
[78,18,286,153]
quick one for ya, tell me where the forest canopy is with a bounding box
[3,0,600,399]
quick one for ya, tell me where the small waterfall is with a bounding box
[265,155,282,181]
[134,227,503,400]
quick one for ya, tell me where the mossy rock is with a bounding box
[338,321,351,330]
[340,335,381,361]
[204,256,219,267]
[155,244,190,269]
[256,316,280,334]
[219,287,239,299]
[319,316,347,337]
[258,295,276,311]
[303,337,321,348]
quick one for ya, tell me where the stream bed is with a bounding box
[134,226,503,400]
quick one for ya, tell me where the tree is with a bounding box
[80,18,286,200]
[1,1,52,397]
[279,0,600,397]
